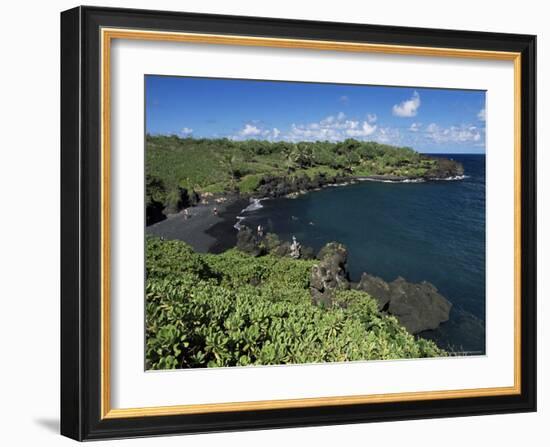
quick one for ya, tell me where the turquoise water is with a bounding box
[241,154,486,353]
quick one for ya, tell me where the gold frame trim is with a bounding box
[100,28,522,419]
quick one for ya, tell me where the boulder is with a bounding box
[357,273,392,310]
[317,242,348,265]
[272,241,291,257]
[262,233,281,253]
[388,277,452,334]
[310,242,350,306]
[236,226,264,257]
[357,273,452,334]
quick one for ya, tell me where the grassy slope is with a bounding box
[146,237,445,370]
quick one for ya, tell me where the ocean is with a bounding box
[239,154,486,354]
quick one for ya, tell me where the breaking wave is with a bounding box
[241,198,264,213]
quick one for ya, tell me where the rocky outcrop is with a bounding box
[358,157,465,183]
[310,242,350,306]
[357,273,452,334]
[424,156,464,180]
[255,173,350,199]
[356,273,392,310]
[164,187,200,215]
[145,172,202,226]
[254,163,467,198]
[235,226,264,257]
[146,200,166,226]
[235,228,315,260]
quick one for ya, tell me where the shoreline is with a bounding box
[355,174,466,183]
[145,172,485,354]
[146,195,248,253]
[145,171,468,255]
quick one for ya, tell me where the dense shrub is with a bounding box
[145,238,444,369]
[145,135,440,210]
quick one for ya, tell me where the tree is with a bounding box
[220,152,238,190]
[343,150,360,173]
[294,143,314,169]
[281,144,296,173]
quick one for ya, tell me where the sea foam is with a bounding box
[234,198,265,230]
[234,216,245,230]
[242,198,264,213]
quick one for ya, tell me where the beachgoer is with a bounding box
[257,224,264,237]
[213,207,218,216]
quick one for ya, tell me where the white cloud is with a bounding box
[392,91,421,117]
[232,123,281,141]
[477,108,486,121]
[374,127,401,144]
[230,112,392,143]
[180,127,193,136]
[346,121,377,138]
[409,122,422,132]
[239,123,262,136]
[287,112,377,142]
[425,123,439,133]
[425,123,483,144]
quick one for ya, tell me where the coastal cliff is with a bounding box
[145,135,468,353]
[235,229,452,336]
[145,136,464,225]
[145,236,445,370]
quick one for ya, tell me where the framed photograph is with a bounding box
[60,6,536,441]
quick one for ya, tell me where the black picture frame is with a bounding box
[61,5,536,441]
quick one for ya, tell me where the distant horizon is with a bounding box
[146,76,486,154]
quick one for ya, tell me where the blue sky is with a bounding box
[145,75,486,154]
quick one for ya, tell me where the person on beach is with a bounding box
[257,224,264,237]
[213,207,218,216]
[183,208,189,220]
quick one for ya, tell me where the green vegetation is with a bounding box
[145,135,437,214]
[146,237,445,370]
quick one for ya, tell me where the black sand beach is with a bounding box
[146,196,249,253]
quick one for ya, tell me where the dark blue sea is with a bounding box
[241,154,486,354]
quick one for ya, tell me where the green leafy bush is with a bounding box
[145,238,444,369]
[145,135,439,210]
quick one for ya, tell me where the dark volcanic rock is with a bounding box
[357,274,452,334]
[357,273,392,310]
[388,277,452,334]
[255,173,350,199]
[163,187,201,215]
[424,157,464,180]
[317,242,348,265]
[187,189,200,206]
[272,241,292,257]
[310,242,350,306]
[236,226,264,257]
[146,200,166,226]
